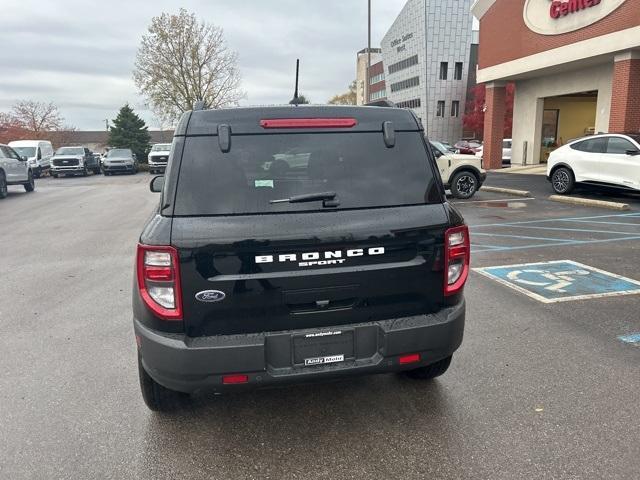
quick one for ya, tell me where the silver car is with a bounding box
[0,144,35,199]
[102,148,139,175]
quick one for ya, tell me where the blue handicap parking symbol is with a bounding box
[474,260,640,303]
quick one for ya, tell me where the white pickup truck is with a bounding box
[430,141,486,199]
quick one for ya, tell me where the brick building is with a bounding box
[473,0,640,169]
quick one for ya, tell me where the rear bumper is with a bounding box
[135,300,465,394]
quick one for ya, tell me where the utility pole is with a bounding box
[104,119,109,131]
[366,0,372,105]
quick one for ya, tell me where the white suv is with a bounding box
[0,144,35,199]
[547,134,640,195]
[431,141,487,199]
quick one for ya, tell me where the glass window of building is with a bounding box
[451,101,460,117]
[454,62,463,80]
[439,62,448,80]
[437,101,446,117]
[388,55,419,75]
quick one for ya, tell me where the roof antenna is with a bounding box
[291,59,300,105]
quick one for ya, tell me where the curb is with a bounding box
[548,195,631,211]
[481,186,531,197]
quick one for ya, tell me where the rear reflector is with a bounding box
[222,374,249,385]
[399,353,421,365]
[260,118,358,129]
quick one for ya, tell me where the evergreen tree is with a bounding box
[108,104,152,161]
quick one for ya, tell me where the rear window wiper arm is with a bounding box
[270,191,337,204]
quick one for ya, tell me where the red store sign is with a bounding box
[549,0,602,19]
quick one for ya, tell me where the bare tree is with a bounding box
[134,9,245,121]
[328,81,357,106]
[11,101,64,135]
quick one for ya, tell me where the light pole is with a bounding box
[366,0,371,105]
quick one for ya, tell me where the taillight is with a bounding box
[136,244,183,320]
[444,226,470,296]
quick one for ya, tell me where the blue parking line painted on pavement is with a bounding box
[496,225,640,236]
[561,219,640,227]
[618,333,640,346]
[473,232,577,243]
[471,235,640,253]
[471,244,506,250]
[471,213,640,229]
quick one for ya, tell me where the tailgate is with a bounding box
[172,205,450,337]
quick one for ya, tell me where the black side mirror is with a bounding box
[626,149,640,156]
[20,156,28,162]
[150,175,164,193]
[382,121,395,148]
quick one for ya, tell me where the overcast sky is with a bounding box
[1,0,408,130]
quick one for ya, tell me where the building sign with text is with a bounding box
[523,0,628,35]
[390,33,414,53]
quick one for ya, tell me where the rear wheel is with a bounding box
[551,167,575,195]
[23,171,35,192]
[0,171,7,199]
[403,355,452,380]
[138,353,187,412]
[450,171,479,199]
[82,166,88,177]
[33,167,41,179]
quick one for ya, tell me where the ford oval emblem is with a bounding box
[195,290,226,303]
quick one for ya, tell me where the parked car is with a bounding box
[8,140,54,178]
[102,148,139,175]
[454,140,482,155]
[134,105,469,411]
[475,139,512,166]
[148,143,172,174]
[0,144,35,199]
[441,142,457,153]
[547,133,640,195]
[51,146,100,177]
[430,141,486,199]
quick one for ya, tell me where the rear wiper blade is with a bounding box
[270,191,337,204]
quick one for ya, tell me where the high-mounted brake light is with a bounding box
[260,118,358,129]
[136,244,183,321]
[444,226,470,296]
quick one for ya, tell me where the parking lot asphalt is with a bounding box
[1,174,639,480]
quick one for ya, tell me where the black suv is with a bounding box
[133,105,469,411]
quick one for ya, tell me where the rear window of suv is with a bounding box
[174,132,439,216]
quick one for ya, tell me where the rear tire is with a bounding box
[0,171,7,199]
[403,355,452,380]
[82,166,88,177]
[33,167,41,179]
[23,171,35,192]
[450,171,479,199]
[138,353,187,412]
[551,167,575,195]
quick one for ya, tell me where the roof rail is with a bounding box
[365,100,397,108]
